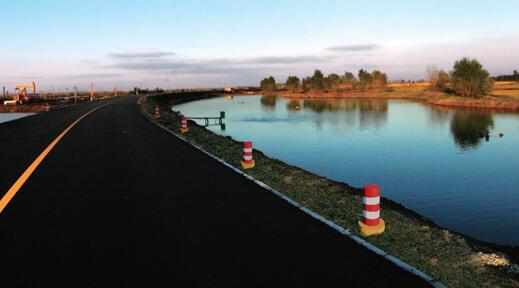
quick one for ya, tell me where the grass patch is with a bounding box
[141,93,519,288]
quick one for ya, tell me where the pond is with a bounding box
[174,95,519,245]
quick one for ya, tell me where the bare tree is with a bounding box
[426,65,449,91]
[426,65,440,88]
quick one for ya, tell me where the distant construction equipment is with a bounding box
[1,81,129,105]
[13,82,36,104]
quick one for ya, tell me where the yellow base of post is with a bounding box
[241,160,255,169]
[358,218,385,237]
[180,127,189,133]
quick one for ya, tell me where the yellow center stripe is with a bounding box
[0,103,108,215]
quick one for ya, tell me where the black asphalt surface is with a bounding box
[0,96,431,287]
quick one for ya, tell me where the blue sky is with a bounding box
[1,0,518,91]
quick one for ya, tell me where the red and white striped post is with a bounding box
[154,105,160,118]
[180,115,189,133]
[241,141,255,169]
[358,184,385,236]
[44,103,50,112]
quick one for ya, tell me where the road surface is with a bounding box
[0,96,432,287]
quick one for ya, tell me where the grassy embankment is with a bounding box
[141,92,519,288]
[280,82,519,111]
[0,99,83,113]
[0,103,56,113]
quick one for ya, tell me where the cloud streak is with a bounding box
[249,55,334,64]
[326,44,381,52]
[110,61,254,74]
[108,51,175,59]
[105,54,336,75]
[71,72,126,78]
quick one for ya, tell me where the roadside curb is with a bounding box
[139,99,445,288]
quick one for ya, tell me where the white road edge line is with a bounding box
[139,99,445,288]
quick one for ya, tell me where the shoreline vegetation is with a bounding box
[260,58,519,112]
[274,83,519,111]
[142,91,519,288]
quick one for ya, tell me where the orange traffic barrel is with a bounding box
[241,141,255,169]
[180,115,189,133]
[358,184,385,236]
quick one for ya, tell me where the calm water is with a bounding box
[175,96,519,245]
[0,113,32,124]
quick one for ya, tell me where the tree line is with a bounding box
[262,58,501,98]
[260,69,388,94]
[493,70,519,82]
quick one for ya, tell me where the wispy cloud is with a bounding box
[105,54,335,75]
[79,59,98,64]
[249,55,334,64]
[109,60,253,74]
[70,72,125,78]
[326,44,381,52]
[108,51,175,59]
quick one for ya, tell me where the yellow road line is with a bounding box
[0,103,108,215]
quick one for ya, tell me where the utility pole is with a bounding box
[90,83,94,102]
[2,86,5,100]
[73,86,78,104]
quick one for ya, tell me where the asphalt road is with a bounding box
[0,96,431,287]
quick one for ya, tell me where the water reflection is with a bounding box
[426,106,452,129]
[286,100,301,111]
[258,96,498,150]
[300,98,389,129]
[358,99,388,112]
[450,111,494,150]
[356,99,388,128]
[260,95,277,109]
[301,98,388,113]
[302,100,341,112]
